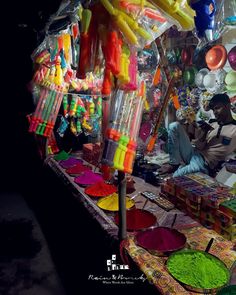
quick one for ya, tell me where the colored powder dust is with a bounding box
[167,251,229,289]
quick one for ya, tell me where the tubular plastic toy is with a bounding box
[29,87,49,132]
[76,8,92,79]
[121,49,137,90]
[100,0,152,46]
[123,87,144,173]
[63,95,69,117]
[44,88,64,137]
[36,88,57,135]
[150,0,195,30]
[54,56,63,86]
[119,1,166,22]
[106,31,122,76]
[102,90,126,166]
[117,45,130,84]
[113,91,135,170]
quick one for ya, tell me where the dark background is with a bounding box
[2,0,62,191]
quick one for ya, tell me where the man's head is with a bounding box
[209,93,232,123]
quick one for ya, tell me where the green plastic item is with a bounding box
[54,150,69,161]
[81,9,92,34]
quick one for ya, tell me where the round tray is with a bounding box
[167,249,230,293]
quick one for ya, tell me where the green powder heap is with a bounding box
[167,251,229,289]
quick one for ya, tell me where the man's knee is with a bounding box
[168,121,181,132]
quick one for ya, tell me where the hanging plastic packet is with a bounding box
[136,9,173,48]
[222,0,236,26]
[101,81,145,174]
[138,41,159,72]
[76,7,92,79]
[149,0,195,31]
[57,115,69,137]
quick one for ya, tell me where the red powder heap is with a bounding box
[84,181,117,197]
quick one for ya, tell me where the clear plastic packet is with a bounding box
[222,0,236,26]
[101,81,145,173]
[100,0,171,49]
[149,0,195,31]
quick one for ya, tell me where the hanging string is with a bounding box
[35,84,110,98]
[51,89,110,98]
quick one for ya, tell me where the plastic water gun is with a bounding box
[146,77,175,152]
[118,45,130,84]
[54,56,63,86]
[44,88,65,137]
[76,97,88,133]
[113,91,136,170]
[76,100,87,118]
[150,0,195,31]
[190,0,216,42]
[102,90,126,166]
[99,26,122,95]
[76,8,92,79]
[62,33,72,65]
[36,86,64,137]
[71,23,79,69]
[123,82,145,173]
[47,131,60,155]
[35,87,57,136]
[96,96,102,117]
[63,95,69,117]
[29,87,49,132]
[121,49,137,90]
[33,65,51,85]
[69,95,78,117]
[100,0,152,46]
[105,30,122,76]
[120,0,167,22]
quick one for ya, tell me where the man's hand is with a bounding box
[197,120,214,132]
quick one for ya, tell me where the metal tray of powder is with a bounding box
[167,249,230,293]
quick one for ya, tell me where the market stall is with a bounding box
[27,0,236,294]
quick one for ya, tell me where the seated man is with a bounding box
[159,93,236,177]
